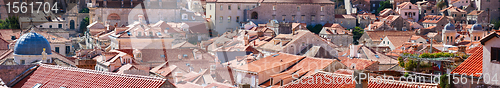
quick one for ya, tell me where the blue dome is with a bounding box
[14,32,52,55]
[444,23,455,30]
[471,24,482,30]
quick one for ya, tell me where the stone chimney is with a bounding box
[458,45,466,53]
[354,70,368,88]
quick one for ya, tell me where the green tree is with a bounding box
[436,0,448,10]
[306,24,323,34]
[6,16,20,29]
[79,8,89,13]
[351,26,364,44]
[398,57,405,67]
[79,16,90,35]
[439,74,453,88]
[493,20,500,30]
[376,0,392,15]
[0,20,9,29]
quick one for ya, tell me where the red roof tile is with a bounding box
[341,58,379,70]
[235,53,305,73]
[13,64,166,88]
[451,45,483,77]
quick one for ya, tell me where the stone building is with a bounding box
[395,2,419,22]
[356,13,377,29]
[247,0,335,25]
[319,23,352,47]
[474,0,500,21]
[440,6,467,24]
[421,15,449,32]
[206,0,261,34]
[442,23,457,45]
[467,10,489,25]
[334,15,356,29]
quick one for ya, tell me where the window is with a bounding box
[149,32,153,36]
[182,14,188,20]
[65,46,70,54]
[227,16,231,22]
[210,5,211,10]
[431,10,434,13]
[55,47,60,53]
[49,25,52,28]
[297,6,300,11]
[373,4,375,7]
[220,5,223,10]
[58,24,62,28]
[20,60,25,65]
[320,15,324,20]
[282,15,286,21]
[492,47,500,62]
[40,25,42,27]
[320,6,324,11]
[424,10,426,13]
[272,15,276,19]
[157,32,162,36]
[405,12,407,16]
[236,16,240,22]
[301,15,305,21]
[409,6,412,9]
[291,15,296,21]
[219,16,223,22]
[311,15,315,21]
[273,5,276,10]
[138,32,142,36]
[238,5,240,10]
[228,5,231,10]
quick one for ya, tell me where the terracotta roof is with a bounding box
[0,65,36,86]
[341,58,378,70]
[0,37,9,50]
[421,15,445,24]
[284,71,438,88]
[13,64,166,88]
[203,82,235,88]
[184,22,209,34]
[0,29,21,42]
[235,53,305,73]
[468,10,484,15]
[386,35,412,49]
[480,30,500,45]
[451,45,483,77]
[172,41,198,49]
[440,6,466,13]
[364,31,414,42]
[282,72,355,88]
[270,57,336,85]
[360,46,398,64]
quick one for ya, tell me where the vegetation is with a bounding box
[79,8,89,13]
[306,24,323,34]
[79,16,90,35]
[493,20,500,30]
[0,16,20,29]
[351,26,364,44]
[398,57,405,67]
[436,0,448,9]
[419,52,455,58]
[439,74,453,88]
[376,0,392,15]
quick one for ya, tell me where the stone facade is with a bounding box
[247,1,335,25]
[206,1,260,34]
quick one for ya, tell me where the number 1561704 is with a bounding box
[6,2,58,13]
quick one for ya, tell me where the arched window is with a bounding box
[251,12,258,19]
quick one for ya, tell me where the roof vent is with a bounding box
[272,54,279,57]
[375,55,379,58]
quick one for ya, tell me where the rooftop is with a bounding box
[12,64,166,88]
[451,45,483,77]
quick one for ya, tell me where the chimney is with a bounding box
[458,45,466,53]
[354,70,368,88]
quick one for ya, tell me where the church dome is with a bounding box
[445,23,455,30]
[14,32,52,55]
[471,24,482,30]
